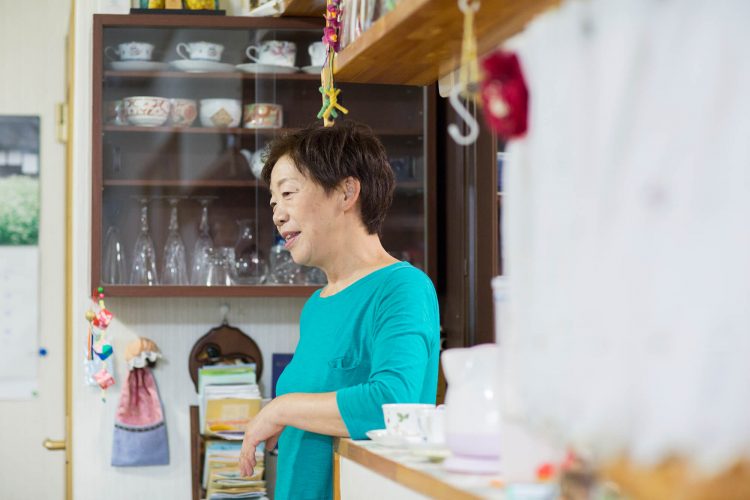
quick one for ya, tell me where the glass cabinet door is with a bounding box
[93,14,432,296]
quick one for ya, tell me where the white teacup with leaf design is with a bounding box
[382,403,435,443]
[105,42,155,61]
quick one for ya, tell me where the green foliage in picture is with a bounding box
[0,175,39,245]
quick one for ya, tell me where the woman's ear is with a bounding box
[341,177,361,210]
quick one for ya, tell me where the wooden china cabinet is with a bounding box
[91,14,436,297]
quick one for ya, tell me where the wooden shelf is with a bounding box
[103,125,290,135]
[103,179,264,188]
[104,70,322,81]
[333,0,558,85]
[102,284,320,297]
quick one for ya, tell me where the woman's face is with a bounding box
[268,155,340,267]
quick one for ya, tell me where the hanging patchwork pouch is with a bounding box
[111,367,169,466]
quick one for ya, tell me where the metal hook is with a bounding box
[448,86,480,146]
[458,0,480,13]
[220,303,230,325]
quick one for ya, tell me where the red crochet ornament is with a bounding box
[480,51,529,140]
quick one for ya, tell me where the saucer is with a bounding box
[365,429,407,448]
[236,63,298,74]
[110,61,169,71]
[301,65,324,74]
[169,59,237,73]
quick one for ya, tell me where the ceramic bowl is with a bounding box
[243,103,283,129]
[123,96,171,127]
[200,98,242,128]
[169,98,198,127]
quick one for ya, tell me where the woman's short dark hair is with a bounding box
[261,121,395,235]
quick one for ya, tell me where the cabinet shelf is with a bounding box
[103,125,291,135]
[333,0,558,85]
[102,285,320,298]
[104,70,323,81]
[93,14,436,297]
[103,179,264,188]
[103,125,422,137]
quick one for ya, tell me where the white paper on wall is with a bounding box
[0,247,39,399]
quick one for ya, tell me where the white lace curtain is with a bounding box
[501,0,750,472]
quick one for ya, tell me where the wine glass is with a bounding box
[161,196,189,285]
[130,197,159,285]
[191,196,217,285]
[102,225,127,284]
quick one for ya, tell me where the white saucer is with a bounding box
[365,429,408,448]
[236,63,299,74]
[301,65,324,74]
[110,60,169,71]
[169,59,237,73]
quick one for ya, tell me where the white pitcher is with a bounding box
[441,343,502,473]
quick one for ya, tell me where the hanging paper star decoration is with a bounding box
[317,86,349,122]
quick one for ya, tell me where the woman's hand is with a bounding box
[239,398,285,477]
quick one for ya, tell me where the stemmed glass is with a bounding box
[191,196,217,285]
[102,224,128,284]
[161,196,189,285]
[130,196,159,286]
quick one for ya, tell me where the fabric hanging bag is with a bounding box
[112,338,169,467]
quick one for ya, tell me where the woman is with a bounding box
[238,122,440,499]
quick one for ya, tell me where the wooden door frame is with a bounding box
[437,97,499,349]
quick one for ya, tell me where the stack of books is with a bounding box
[204,440,267,500]
[198,364,262,439]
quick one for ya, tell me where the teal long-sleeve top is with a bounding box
[274,261,440,500]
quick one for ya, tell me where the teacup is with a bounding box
[169,98,198,127]
[199,98,241,128]
[245,41,296,67]
[105,42,154,61]
[177,41,224,62]
[416,406,446,446]
[243,103,283,129]
[382,403,435,443]
[308,41,326,67]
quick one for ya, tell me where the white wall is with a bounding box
[73,297,304,499]
[0,0,69,498]
[71,3,306,498]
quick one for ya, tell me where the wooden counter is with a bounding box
[333,439,506,500]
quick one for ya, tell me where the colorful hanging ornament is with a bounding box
[480,50,529,140]
[84,286,116,401]
[318,0,348,126]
